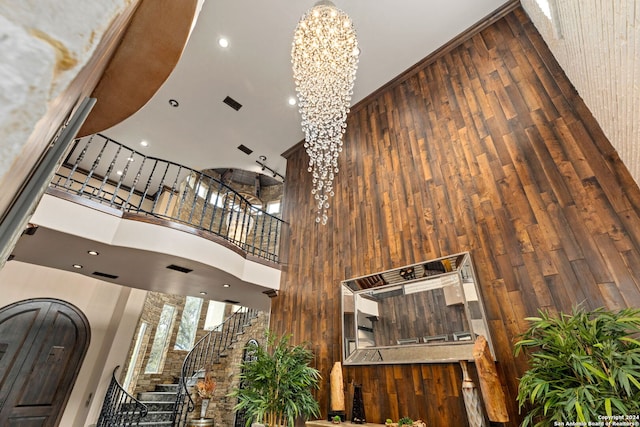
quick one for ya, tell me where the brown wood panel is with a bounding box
[273,5,640,427]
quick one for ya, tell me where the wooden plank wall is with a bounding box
[271,6,640,427]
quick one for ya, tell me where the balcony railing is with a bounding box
[51,134,283,262]
[97,366,148,427]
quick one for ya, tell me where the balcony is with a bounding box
[10,134,283,309]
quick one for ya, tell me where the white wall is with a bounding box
[0,261,147,427]
[521,0,640,186]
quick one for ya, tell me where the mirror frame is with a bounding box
[341,252,495,365]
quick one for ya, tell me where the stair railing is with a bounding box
[97,366,148,427]
[51,133,284,263]
[172,307,260,426]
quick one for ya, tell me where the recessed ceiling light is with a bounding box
[169,99,179,107]
[223,283,231,288]
[87,250,99,256]
[218,37,229,48]
[72,264,83,269]
[140,140,149,147]
[200,291,207,295]
[288,97,297,106]
[116,170,123,176]
[127,157,134,162]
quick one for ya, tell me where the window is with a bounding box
[174,296,204,350]
[145,304,176,373]
[203,300,226,330]
[210,191,225,208]
[266,200,281,214]
[123,323,148,392]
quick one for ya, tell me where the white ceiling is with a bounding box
[102,0,511,180]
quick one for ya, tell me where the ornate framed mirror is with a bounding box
[341,252,495,365]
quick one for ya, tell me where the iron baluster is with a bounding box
[124,153,145,211]
[140,159,159,212]
[111,146,134,205]
[187,173,202,224]
[63,134,93,189]
[97,142,123,205]
[80,136,109,197]
[199,175,214,229]
[175,170,192,221]
[97,366,147,427]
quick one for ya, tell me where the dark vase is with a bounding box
[351,384,366,424]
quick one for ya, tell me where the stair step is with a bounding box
[138,421,173,426]
[155,383,179,392]
[138,402,175,413]
[137,391,177,402]
[142,410,174,423]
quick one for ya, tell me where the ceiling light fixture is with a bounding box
[223,283,231,288]
[169,99,179,107]
[140,140,149,147]
[87,250,99,256]
[288,97,297,106]
[72,264,83,269]
[218,37,229,48]
[200,291,208,295]
[292,1,359,224]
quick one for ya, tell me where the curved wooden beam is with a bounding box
[78,0,198,137]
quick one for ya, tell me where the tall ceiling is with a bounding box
[102,0,511,181]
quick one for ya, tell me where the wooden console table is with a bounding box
[306,421,384,427]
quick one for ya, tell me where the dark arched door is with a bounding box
[0,298,91,427]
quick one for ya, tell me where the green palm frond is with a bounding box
[514,307,640,427]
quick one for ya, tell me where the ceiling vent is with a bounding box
[237,144,253,155]
[92,271,119,279]
[223,96,242,111]
[223,299,239,304]
[166,264,193,274]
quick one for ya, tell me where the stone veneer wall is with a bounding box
[201,310,270,426]
[127,292,188,393]
[123,290,270,425]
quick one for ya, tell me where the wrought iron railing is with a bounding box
[97,366,148,427]
[172,307,260,426]
[51,133,283,262]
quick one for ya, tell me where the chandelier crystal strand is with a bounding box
[292,1,358,224]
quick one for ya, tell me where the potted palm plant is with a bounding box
[230,332,321,427]
[514,306,640,427]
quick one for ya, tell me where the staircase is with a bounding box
[172,307,260,426]
[136,384,179,426]
[97,307,261,427]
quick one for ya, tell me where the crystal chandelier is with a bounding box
[292,1,359,224]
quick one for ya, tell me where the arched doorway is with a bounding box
[0,298,91,426]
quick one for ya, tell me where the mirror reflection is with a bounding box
[342,252,495,365]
